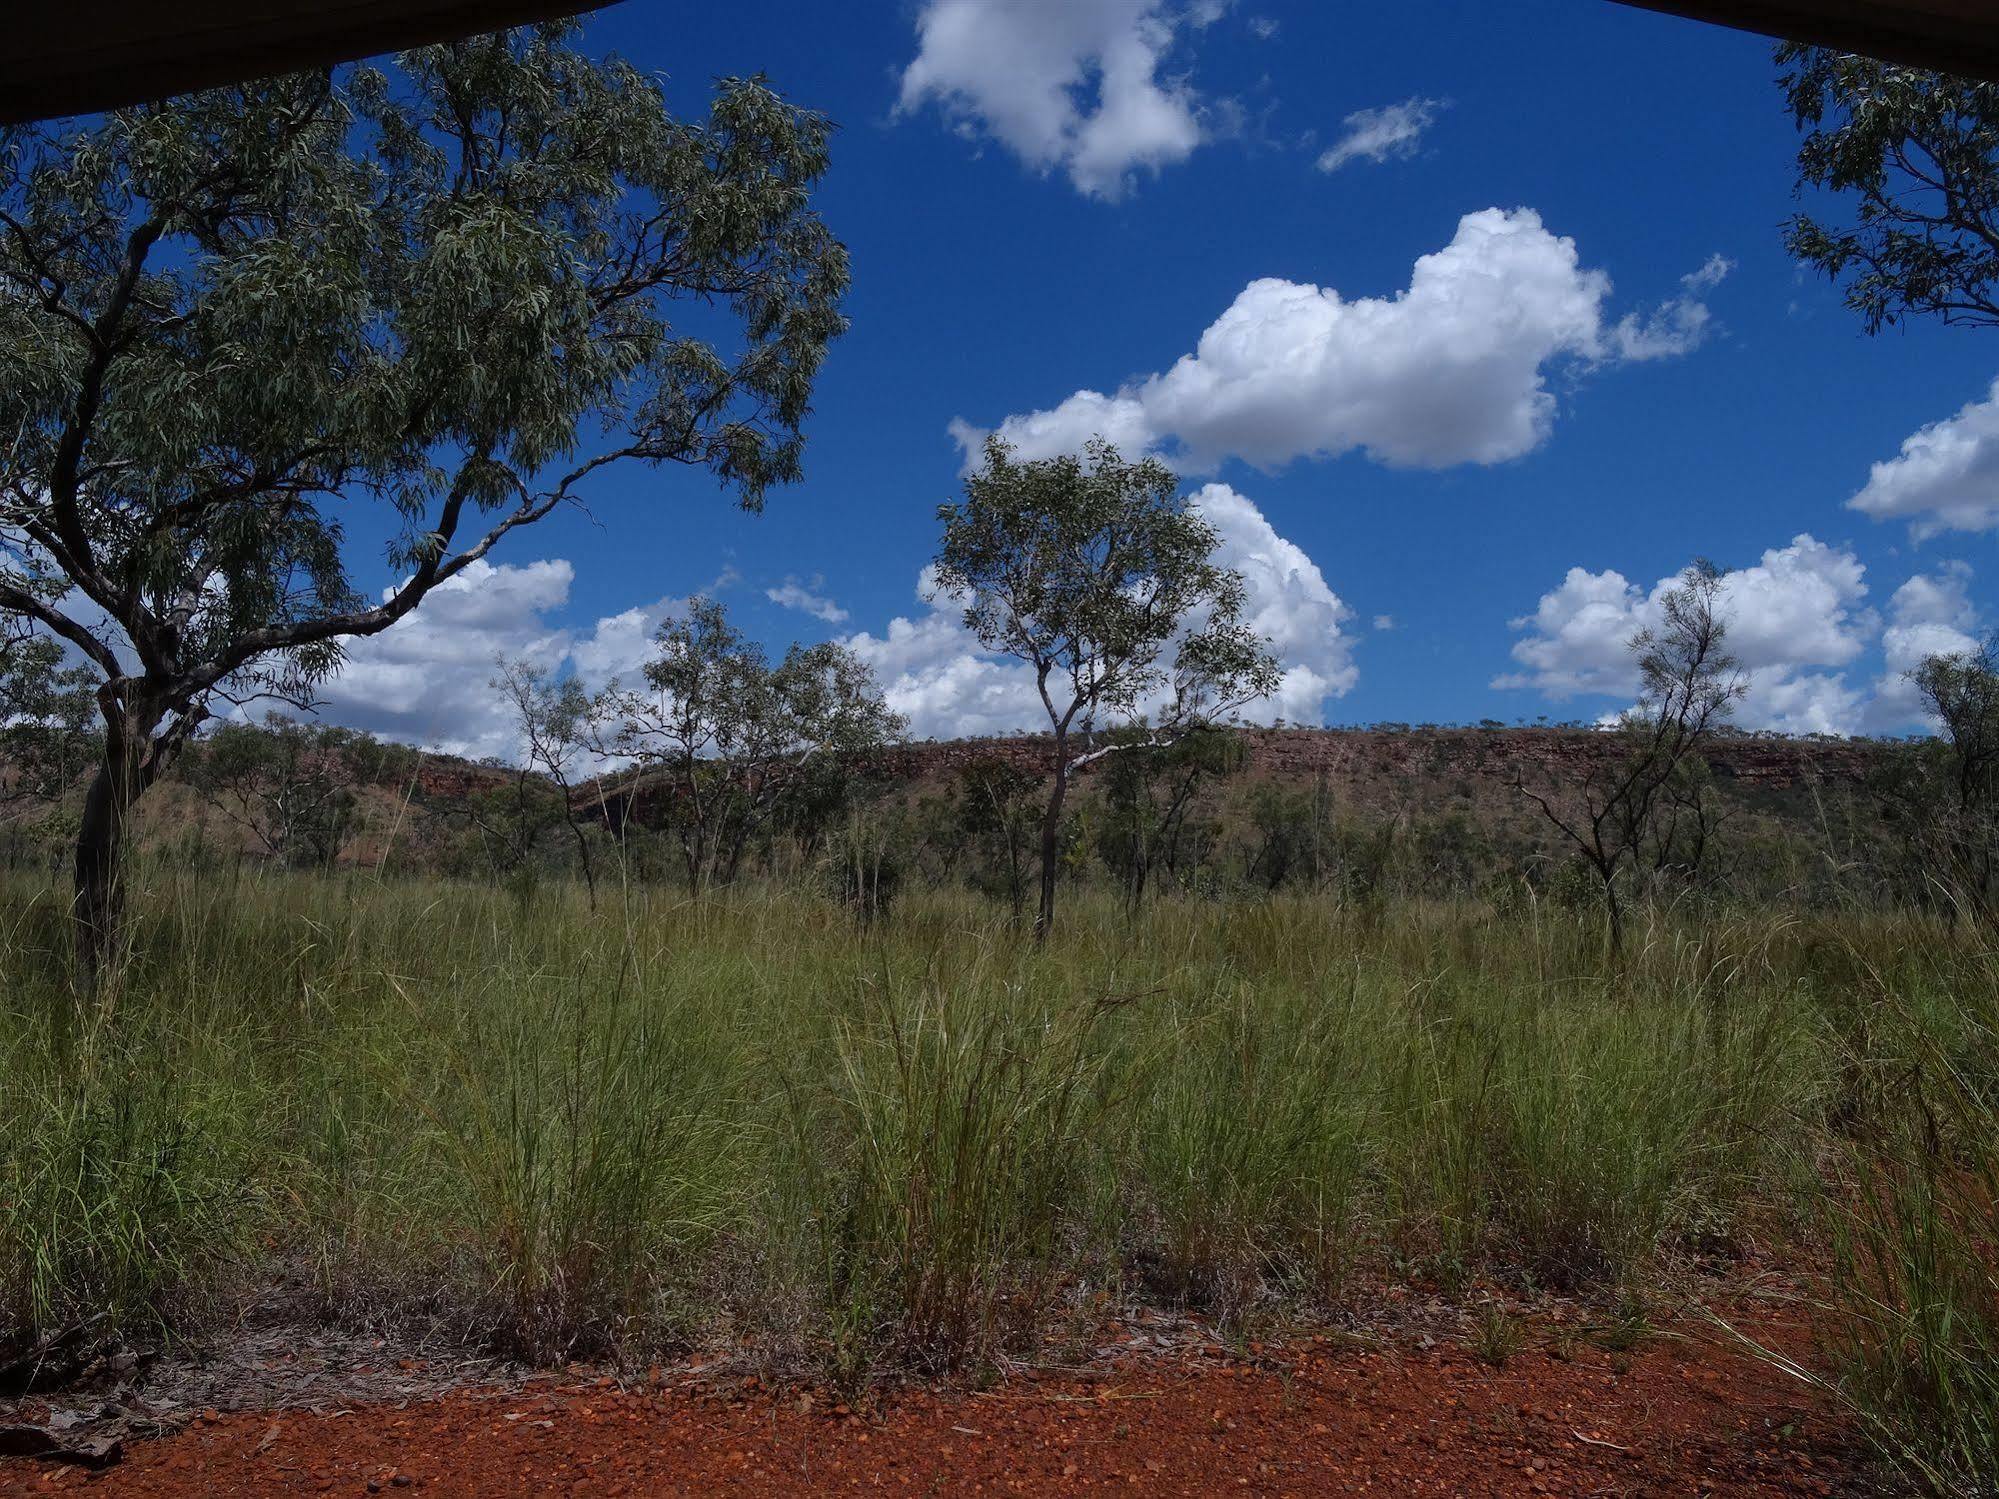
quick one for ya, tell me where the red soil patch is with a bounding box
[2,1324,1884,1498]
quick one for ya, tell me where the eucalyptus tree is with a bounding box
[596,597,902,891]
[1907,635,1999,923]
[1096,723,1242,906]
[1516,562,1745,953]
[1781,45,1999,331]
[932,436,1280,942]
[952,753,1041,920]
[494,657,599,905]
[183,715,359,869]
[0,24,849,974]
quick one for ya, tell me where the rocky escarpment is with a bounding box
[571,725,1896,835]
[871,726,1890,794]
[410,757,517,801]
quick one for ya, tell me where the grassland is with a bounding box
[2,865,1995,1487]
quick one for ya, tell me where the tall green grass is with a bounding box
[1806,938,1999,1494]
[786,964,1121,1377]
[0,866,1980,1453]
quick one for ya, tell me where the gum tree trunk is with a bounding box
[72,704,158,987]
[1034,728,1069,946]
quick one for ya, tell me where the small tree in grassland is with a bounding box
[932,436,1280,943]
[183,715,362,869]
[1097,724,1244,906]
[494,659,599,906]
[1517,561,1745,954]
[953,753,1041,922]
[1901,635,1999,924]
[596,597,902,891]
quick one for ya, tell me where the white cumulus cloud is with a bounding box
[317,559,685,762]
[1849,378,1999,539]
[1193,482,1358,721]
[1316,97,1444,173]
[1496,536,1985,737]
[960,209,1729,474]
[897,0,1221,199]
[1869,562,1988,728]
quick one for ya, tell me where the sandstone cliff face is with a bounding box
[411,758,515,800]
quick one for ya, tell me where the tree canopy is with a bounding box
[932,436,1278,939]
[596,596,902,891]
[935,437,1277,743]
[1781,45,1999,331]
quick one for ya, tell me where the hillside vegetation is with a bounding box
[0,722,1911,902]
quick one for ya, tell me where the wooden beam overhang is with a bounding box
[1610,2,1999,82]
[2,0,617,126]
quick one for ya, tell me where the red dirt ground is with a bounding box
[1,1321,1891,1498]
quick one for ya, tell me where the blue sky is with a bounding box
[325,0,1999,757]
